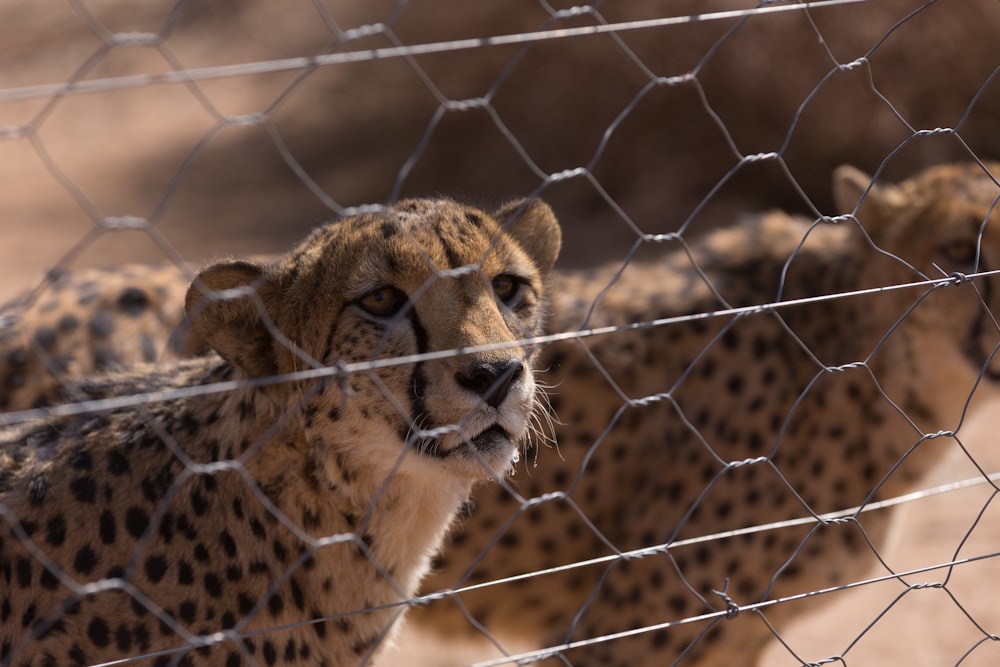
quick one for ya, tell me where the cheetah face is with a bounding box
[834,162,1000,380]
[185,198,561,481]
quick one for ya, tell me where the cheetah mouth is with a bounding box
[412,424,513,460]
[467,425,513,454]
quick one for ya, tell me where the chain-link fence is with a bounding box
[3,1,1000,665]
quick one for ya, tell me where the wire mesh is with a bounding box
[3,1,1000,665]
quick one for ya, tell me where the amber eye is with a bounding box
[492,274,522,304]
[357,286,407,318]
[940,238,978,266]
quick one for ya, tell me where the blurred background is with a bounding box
[2,0,999,297]
[3,1,1000,663]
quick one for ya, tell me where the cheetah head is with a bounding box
[833,161,1000,382]
[184,198,560,482]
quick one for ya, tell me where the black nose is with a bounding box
[455,359,524,408]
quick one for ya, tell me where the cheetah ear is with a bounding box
[494,198,562,274]
[185,261,281,377]
[832,165,907,233]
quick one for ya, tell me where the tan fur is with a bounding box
[3,163,1000,665]
[0,198,560,665]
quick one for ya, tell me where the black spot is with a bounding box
[34,327,57,351]
[250,518,266,539]
[145,555,168,583]
[18,519,37,538]
[219,531,237,558]
[87,616,110,647]
[238,593,255,616]
[283,639,297,661]
[262,640,277,665]
[249,560,270,576]
[118,287,150,316]
[57,313,80,332]
[114,623,133,652]
[273,540,288,563]
[351,635,375,656]
[177,561,194,585]
[267,593,284,618]
[107,448,130,475]
[21,604,36,628]
[290,578,305,611]
[69,448,93,470]
[499,532,519,548]
[721,329,740,350]
[311,611,327,639]
[125,506,150,538]
[68,644,86,663]
[191,489,208,516]
[98,511,116,544]
[301,507,322,530]
[70,475,97,503]
[178,600,197,624]
[40,568,59,590]
[158,513,175,543]
[74,545,98,575]
[88,310,115,338]
[15,558,32,588]
[225,651,241,667]
[194,543,210,562]
[176,514,197,541]
[204,573,223,598]
[7,346,29,366]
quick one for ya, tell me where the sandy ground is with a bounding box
[757,400,1000,667]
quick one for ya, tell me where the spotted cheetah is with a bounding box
[3,163,1000,666]
[0,198,561,666]
[0,263,203,412]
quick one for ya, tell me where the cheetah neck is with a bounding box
[188,367,474,600]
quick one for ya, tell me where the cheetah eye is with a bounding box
[940,238,978,266]
[491,274,523,304]
[357,286,408,318]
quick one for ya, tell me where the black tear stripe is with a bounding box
[319,304,349,364]
[400,309,432,446]
[967,267,999,377]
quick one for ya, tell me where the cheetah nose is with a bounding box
[456,359,524,408]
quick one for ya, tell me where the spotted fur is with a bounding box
[0,198,560,666]
[0,263,203,412]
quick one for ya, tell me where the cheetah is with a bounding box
[0,262,203,412]
[3,162,1000,666]
[0,198,561,666]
